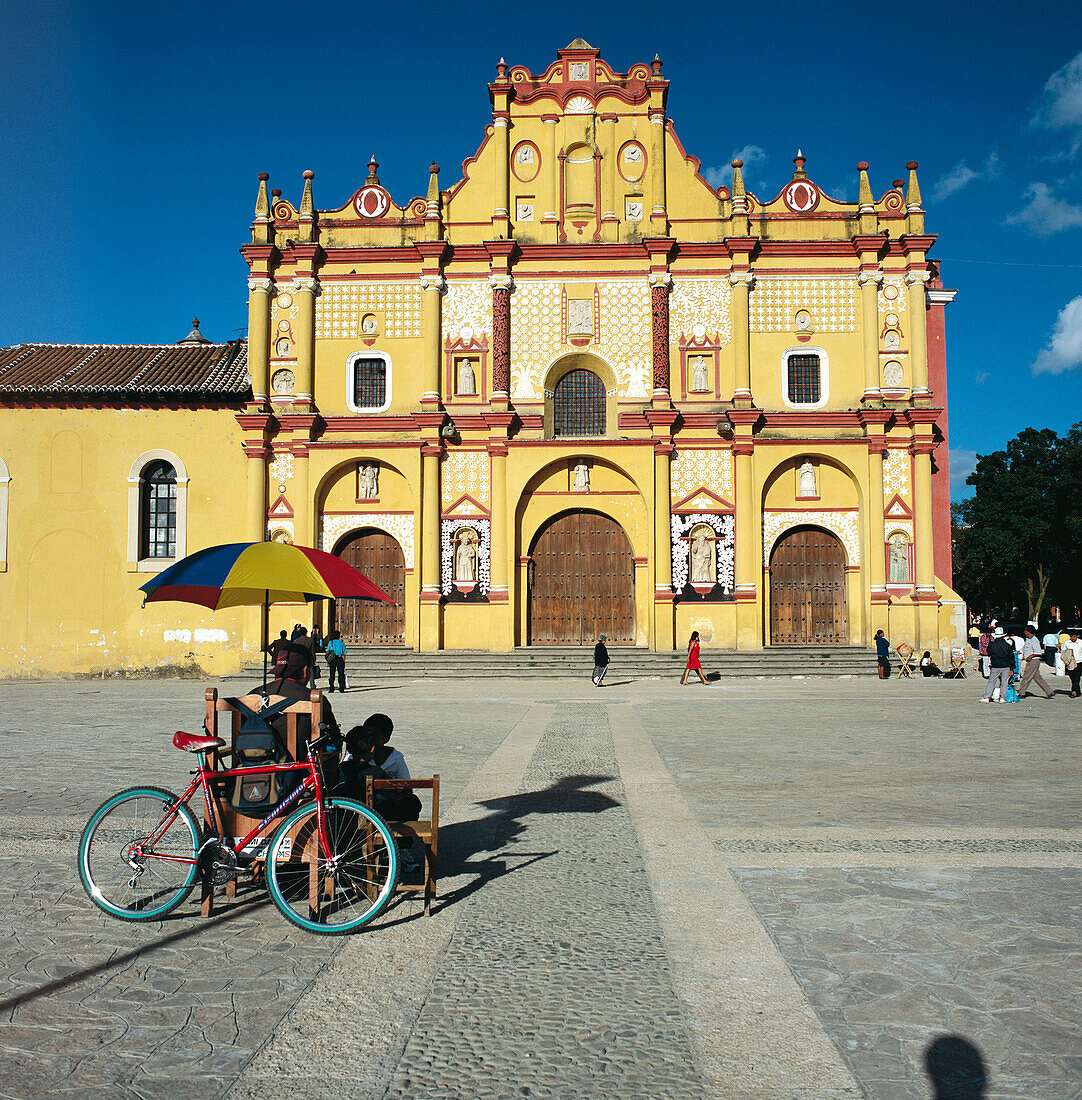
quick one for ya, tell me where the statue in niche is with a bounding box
[457,358,477,395]
[691,355,709,393]
[359,463,379,499]
[889,535,909,583]
[797,460,816,497]
[690,529,715,584]
[454,530,479,582]
[573,463,590,493]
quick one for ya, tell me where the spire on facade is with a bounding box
[254,173,270,219]
[426,162,441,229]
[905,161,922,210]
[730,158,746,200]
[179,317,211,345]
[366,157,380,186]
[792,150,807,180]
[298,170,316,242]
[857,162,873,209]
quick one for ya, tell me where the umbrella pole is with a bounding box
[262,592,269,688]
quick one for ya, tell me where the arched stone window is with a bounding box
[553,369,605,436]
[128,450,188,569]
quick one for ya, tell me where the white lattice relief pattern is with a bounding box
[266,520,295,542]
[749,279,856,332]
[440,519,491,595]
[762,511,861,567]
[443,281,492,342]
[595,281,651,399]
[442,451,491,507]
[670,513,735,593]
[668,279,733,345]
[315,282,422,339]
[670,450,734,503]
[510,281,562,399]
[883,450,911,497]
[320,513,415,569]
[878,278,908,314]
[885,519,913,541]
[268,452,294,484]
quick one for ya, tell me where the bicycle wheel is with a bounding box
[265,797,398,935]
[78,787,201,921]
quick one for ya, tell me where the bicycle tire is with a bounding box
[78,786,201,921]
[264,797,398,935]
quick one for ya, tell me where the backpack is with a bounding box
[221,696,301,815]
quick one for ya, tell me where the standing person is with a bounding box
[1060,629,1082,698]
[981,627,1015,703]
[325,629,347,693]
[1017,625,1054,699]
[266,629,289,665]
[681,631,708,685]
[875,630,891,678]
[978,625,991,678]
[311,623,325,656]
[592,635,609,687]
[1042,625,1059,668]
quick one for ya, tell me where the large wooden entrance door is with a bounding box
[529,511,635,645]
[769,526,848,644]
[333,529,405,645]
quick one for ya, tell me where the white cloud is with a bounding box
[1033,51,1082,130]
[949,449,978,492]
[975,371,989,385]
[931,151,1001,201]
[1004,182,1082,235]
[703,145,767,190]
[1032,295,1082,374]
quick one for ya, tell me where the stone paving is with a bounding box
[0,672,1077,1098]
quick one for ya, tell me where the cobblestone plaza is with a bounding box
[0,674,1078,1098]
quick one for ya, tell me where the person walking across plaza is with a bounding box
[981,626,1015,703]
[875,629,891,678]
[592,635,609,687]
[1018,625,1054,699]
[681,631,708,685]
[325,629,347,693]
[1059,629,1081,699]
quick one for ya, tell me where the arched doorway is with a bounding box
[529,510,635,645]
[769,526,848,644]
[333,529,405,645]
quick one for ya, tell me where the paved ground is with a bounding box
[0,668,1078,1098]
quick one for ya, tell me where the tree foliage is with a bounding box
[951,423,1082,621]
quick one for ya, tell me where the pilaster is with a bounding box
[416,242,449,408]
[647,55,668,234]
[652,440,675,652]
[490,58,511,238]
[729,410,761,648]
[418,442,443,652]
[290,241,322,411]
[485,239,517,410]
[727,250,755,405]
[854,234,885,404]
[487,440,513,650]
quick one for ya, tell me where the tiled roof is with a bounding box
[0,341,250,398]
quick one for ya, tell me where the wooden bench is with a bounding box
[200,686,325,917]
[365,775,440,915]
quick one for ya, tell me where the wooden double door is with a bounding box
[529,511,635,645]
[769,526,848,645]
[333,530,405,645]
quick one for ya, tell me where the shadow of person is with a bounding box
[924,1034,988,1099]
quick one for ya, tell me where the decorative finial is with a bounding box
[905,161,922,210]
[258,172,269,182]
[792,150,807,180]
[178,317,211,345]
[652,53,663,74]
[858,162,873,210]
[271,188,281,199]
[497,57,507,78]
[730,159,746,197]
[254,173,270,220]
[366,157,380,186]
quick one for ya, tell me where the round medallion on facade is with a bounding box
[276,292,293,309]
[618,141,647,183]
[354,185,391,219]
[883,284,899,301]
[511,141,541,182]
[782,180,820,213]
[564,95,593,115]
[882,361,904,388]
[885,312,899,327]
[271,369,296,396]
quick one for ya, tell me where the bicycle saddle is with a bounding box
[173,730,225,753]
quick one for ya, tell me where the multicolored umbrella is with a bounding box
[139,541,393,683]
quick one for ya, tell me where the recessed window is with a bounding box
[141,461,177,559]
[787,354,821,404]
[346,351,391,412]
[553,369,605,436]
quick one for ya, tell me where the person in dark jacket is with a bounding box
[592,635,609,687]
[875,630,891,678]
[981,627,1016,703]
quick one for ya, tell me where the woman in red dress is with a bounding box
[681,630,707,685]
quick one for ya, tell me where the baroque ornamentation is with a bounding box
[749,279,856,333]
[268,451,294,485]
[314,282,422,340]
[443,281,492,343]
[671,513,735,593]
[440,519,491,595]
[883,449,911,496]
[670,449,734,503]
[668,279,733,345]
[651,282,670,391]
[320,513,415,569]
[763,511,861,567]
[877,278,908,315]
[442,450,491,507]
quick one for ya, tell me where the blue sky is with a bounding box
[2,0,1081,497]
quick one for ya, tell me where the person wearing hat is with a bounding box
[1059,629,1081,698]
[592,635,609,687]
[1018,625,1054,699]
[981,627,1016,703]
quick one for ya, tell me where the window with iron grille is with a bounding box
[141,461,176,558]
[787,354,821,405]
[553,369,605,436]
[351,357,387,409]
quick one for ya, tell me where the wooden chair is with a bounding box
[365,775,439,915]
[896,643,916,678]
[200,686,323,917]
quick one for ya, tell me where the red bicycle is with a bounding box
[77,726,398,935]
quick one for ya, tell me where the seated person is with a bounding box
[248,636,340,748]
[340,718,422,821]
[919,650,943,677]
[337,725,388,802]
[364,712,412,781]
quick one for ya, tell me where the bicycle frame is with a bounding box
[138,747,332,869]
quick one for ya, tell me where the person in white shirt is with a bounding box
[1018,626,1053,699]
[1060,630,1082,698]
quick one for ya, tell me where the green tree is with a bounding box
[952,423,1082,622]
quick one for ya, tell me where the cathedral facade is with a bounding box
[0,42,963,676]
